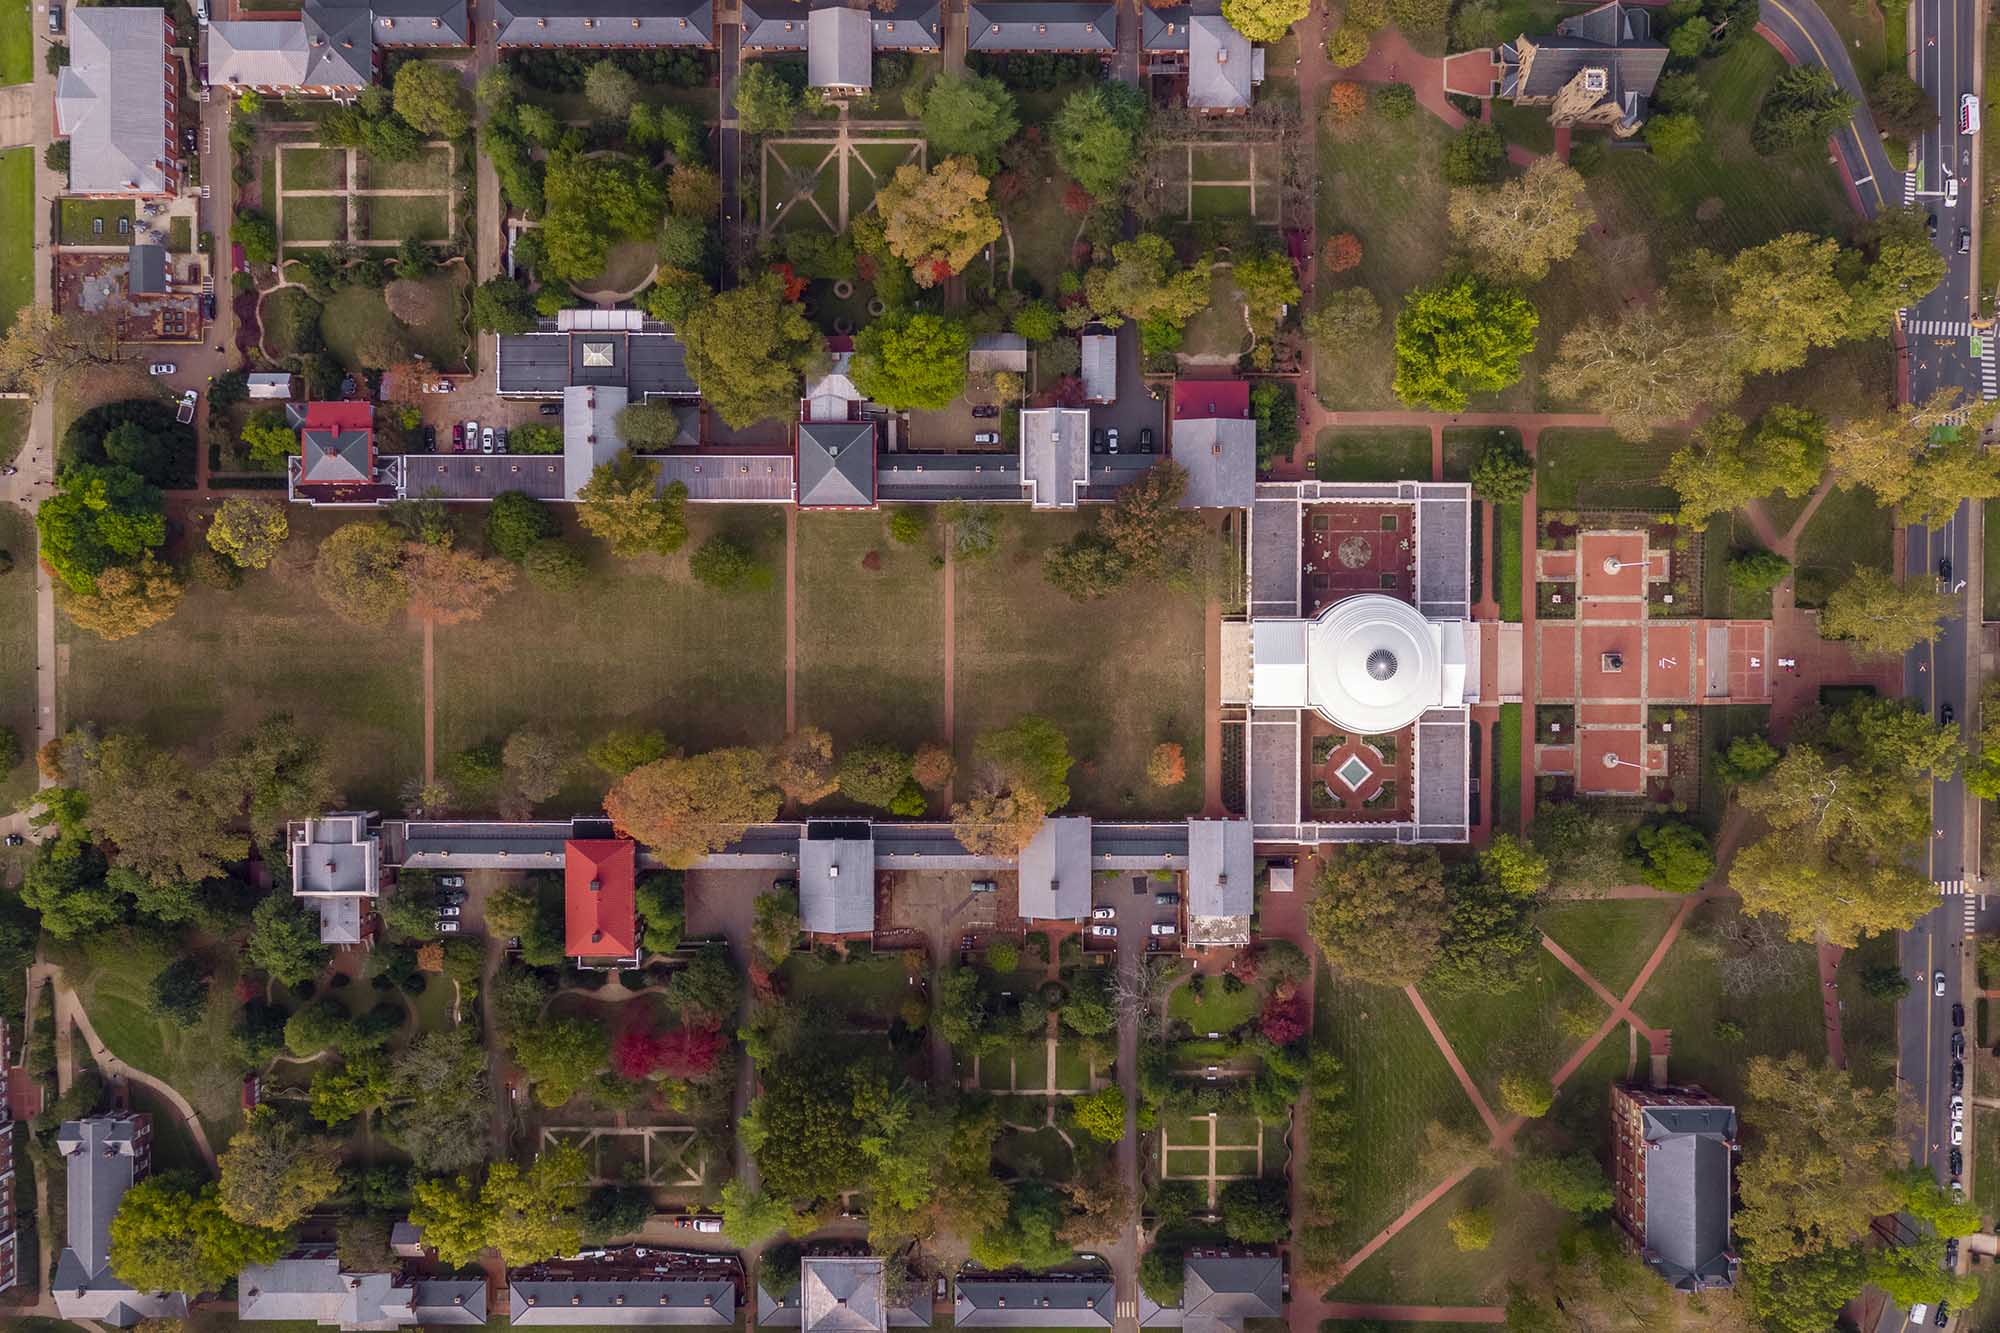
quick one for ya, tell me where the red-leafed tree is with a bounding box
[653,1025,726,1079]
[611,1023,674,1079]
[1322,234,1362,274]
[1062,181,1095,217]
[1257,985,1308,1045]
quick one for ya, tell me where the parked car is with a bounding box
[1937,1303,1950,1328]
[2,833,23,847]
[423,426,437,451]
[1948,177,1961,208]
[969,879,997,894]
[482,426,495,453]
[1091,427,1106,449]
[1929,212,1940,239]
[202,293,217,319]
[439,920,461,934]
[1950,1095,1964,1121]
[496,428,509,453]
[195,0,208,23]
[1106,427,1120,453]
[464,420,478,449]
[1954,1121,1965,1145]
[175,389,197,424]
[452,422,464,449]
[1952,1147,1964,1175]
[1091,906,1116,921]
[1911,1306,1931,1327]
[1148,923,1176,937]
[1952,1181,1967,1204]
[438,873,465,888]
[1954,1031,1967,1056]
[674,1216,724,1233]
[972,431,1000,445]
[1954,1002,1966,1027]
[1941,557,1954,583]
[972,404,999,418]
[148,362,176,375]
[433,380,455,393]
[1952,1061,1965,1091]
[1960,227,1973,255]
[49,4,62,34]
[1942,702,1956,727]
[437,904,462,919]
[1138,427,1155,452]
[1937,969,1949,996]
[1089,924,1117,938]
[437,889,467,905]
[182,127,198,152]
[539,402,563,416]
[1154,892,1180,906]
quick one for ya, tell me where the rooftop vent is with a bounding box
[590,877,602,892]
[614,1295,627,1306]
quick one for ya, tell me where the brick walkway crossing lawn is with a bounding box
[274,142,457,251]
[1159,1112,1266,1207]
[1310,886,1726,1309]
[968,1038,1103,1096]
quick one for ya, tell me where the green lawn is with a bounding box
[1695,704,1770,829]
[1420,950,1605,1107]
[1700,515,1773,620]
[795,514,945,756]
[1441,427,1511,483]
[1328,1166,1567,1305]
[1497,500,1521,621]
[770,950,912,1027]
[1051,1042,1095,1091]
[0,507,37,807]
[1313,108,1455,409]
[1987,500,2000,621]
[129,1081,207,1177]
[433,509,786,808]
[1540,900,1681,998]
[952,512,1207,818]
[169,215,192,254]
[1583,40,1853,260]
[993,1124,1075,1180]
[1002,176,1079,300]
[0,0,28,83]
[55,931,251,1147]
[0,398,26,469]
[1495,706,1520,836]
[57,198,134,246]
[61,508,425,809]
[1791,485,1894,607]
[0,149,30,333]
[1314,427,1431,482]
[1167,976,1263,1035]
[280,194,348,245]
[1533,428,1683,511]
[1181,270,1249,359]
[260,287,322,359]
[278,146,346,191]
[318,270,470,372]
[1489,100,1555,155]
[364,146,453,189]
[1837,929,1898,1090]
[1986,20,2000,313]
[357,194,450,242]
[1313,964,1486,1250]
[1635,898,1826,1107]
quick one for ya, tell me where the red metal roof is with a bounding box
[565,838,638,959]
[1172,378,1251,420]
[302,400,376,430]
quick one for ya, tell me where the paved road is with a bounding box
[1758,0,1897,217]
[1905,0,1988,405]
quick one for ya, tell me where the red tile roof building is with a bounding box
[564,838,639,965]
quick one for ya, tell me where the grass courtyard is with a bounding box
[795,512,945,755]
[1314,428,1431,483]
[0,507,34,807]
[318,269,472,373]
[1533,429,1684,511]
[951,512,1207,818]
[0,148,36,331]
[0,0,27,84]
[276,139,456,253]
[760,136,924,234]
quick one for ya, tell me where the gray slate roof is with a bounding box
[239,1258,414,1329]
[797,419,877,506]
[872,0,941,49]
[563,384,629,500]
[413,1280,489,1324]
[965,1,1115,50]
[1080,333,1117,402]
[303,3,376,85]
[1187,13,1252,109]
[954,1278,1115,1327]
[128,243,168,294]
[511,1279,736,1325]
[798,1257,927,1333]
[808,4,873,87]
[1640,1103,1739,1291]
[1181,1255,1282,1333]
[1185,819,1252,943]
[759,1281,803,1327]
[301,425,373,485]
[491,0,714,45]
[58,8,172,194]
[1017,816,1092,921]
[1142,4,1188,50]
[55,1117,185,1328]
[371,0,473,45]
[1169,418,1255,508]
[1512,0,1663,112]
[799,825,875,934]
[740,0,808,47]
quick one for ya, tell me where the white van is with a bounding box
[1909,1305,1930,1326]
[1962,93,1980,135]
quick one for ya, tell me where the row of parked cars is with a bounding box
[432,875,466,933]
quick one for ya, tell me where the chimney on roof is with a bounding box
[614,1294,627,1306]
[829,864,839,878]
[703,1295,715,1306]
[590,877,602,892]
[997,1298,1006,1309]
[526,1296,539,1307]
[1216,47,1225,60]
[660,1295,672,1305]
[454,1295,466,1306]
[571,1294,583,1306]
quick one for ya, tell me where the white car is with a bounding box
[1089,924,1117,938]
[1951,1096,1965,1121]
[437,904,461,919]
[1953,1121,1965,1145]
[1149,923,1177,937]
[1091,906,1116,921]
[175,389,198,424]
[1947,177,1961,208]
[1937,970,1949,997]
[147,362,176,375]
[482,426,495,453]
[439,874,465,888]
[464,420,478,449]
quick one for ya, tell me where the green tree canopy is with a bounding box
[1391,275,1538,411]
[1050,83,1148,199]
[681,274,828,429]
[908,73,1020,165]
[852,312,972,411]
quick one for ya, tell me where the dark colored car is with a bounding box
[1090,434,1108,455]
[1138,427,1155,453]
[1954,1031,1967,1057]
[423,426,437,451]
[1952,1147,1964,1175]
[202,293,217,319]
[539,401,563,416]
[972,404,999,418]
[1954,1002,1966,1028]
[1960,227,1972,255]
[1929,213,1941,239]
[1936,1302,1949,1327]
[1942,702,1956,727]
[1952,1061,1965,1091]
[1940,557,1953,583]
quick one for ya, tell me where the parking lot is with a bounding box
[1085,872,1184,953]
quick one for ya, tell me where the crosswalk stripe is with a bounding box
[1939,880,1965,895]
[1905,170,1918,205]
[1908,319,1974,338]
[1983,338,1998,401]
[1965,892,1977,932]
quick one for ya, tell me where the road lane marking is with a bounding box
[1766,0,1888,207]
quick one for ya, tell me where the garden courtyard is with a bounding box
[275,141,457,253]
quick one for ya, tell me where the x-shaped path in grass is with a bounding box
[1332,889,1706,1285]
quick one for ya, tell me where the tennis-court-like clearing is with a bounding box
[363,146,454,189]
[280,194,349,244]
[279,145,347,190]
[358,194,451,242]
[1182,142,1280,223]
